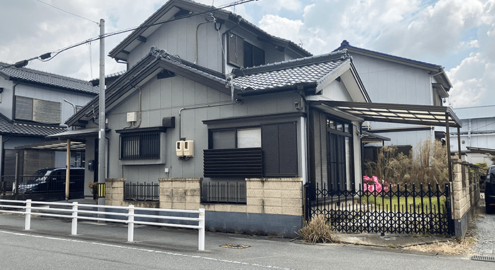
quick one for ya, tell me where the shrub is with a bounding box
[364,138,449,189]
[298,215,333,243]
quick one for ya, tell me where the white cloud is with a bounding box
[447,52,495,107]
[259,15,304,43]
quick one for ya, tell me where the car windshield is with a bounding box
[28,169,53,183]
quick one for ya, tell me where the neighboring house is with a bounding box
[0,63,98,188]
[57,0,372,236]
[335,40,453,150]
[449,105,495,165]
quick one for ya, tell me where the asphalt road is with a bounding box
[1,214,494,270]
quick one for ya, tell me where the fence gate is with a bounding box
[305,182,454,235]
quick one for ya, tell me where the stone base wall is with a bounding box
[158,178,202,210]
[245,178,303,216]
[105,177,304,237]
[452,159,481,238]
[157,177,303,216]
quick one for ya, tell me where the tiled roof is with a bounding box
[0,63,98,94]
[0,113,66,137]
[66,47,230,126]
[233,50,350,91]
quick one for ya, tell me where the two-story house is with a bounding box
[0,63,98,191]
[54,0,375,237]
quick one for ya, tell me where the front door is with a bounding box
[327,119,354,190]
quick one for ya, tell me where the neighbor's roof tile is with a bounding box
[0,63,98,94]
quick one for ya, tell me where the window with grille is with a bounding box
[120,132,160,160]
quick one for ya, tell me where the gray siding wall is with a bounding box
[0,77,14,119]
[352,54,433,106]
[350,53,437,148]
[126,18,295,75]
[105,74,304,182]
[351,54,434,133]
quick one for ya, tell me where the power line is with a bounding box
[36,0,99,25]
[1,0,258,69]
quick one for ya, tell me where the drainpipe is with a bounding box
[195,15,216,65]
[11,83,19,120]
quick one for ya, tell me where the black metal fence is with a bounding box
[124,182,159,201]
[306,182,454,235]
[201,181,246,204]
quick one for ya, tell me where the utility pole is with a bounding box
[98,19,106,206]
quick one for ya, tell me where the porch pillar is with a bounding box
[457,127,461,160]
[446,113,452,184]
[65,139,71,201]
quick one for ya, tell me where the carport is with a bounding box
[308,100,463,183]
[9,128,101,200]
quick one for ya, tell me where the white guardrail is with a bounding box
[0,199,205,251]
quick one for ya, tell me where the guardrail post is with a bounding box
[25,199,31,231]
[71,202,78,235]
[128,205,134,242]
[198,208,205,251]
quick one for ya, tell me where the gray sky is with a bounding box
[0,0,493,108]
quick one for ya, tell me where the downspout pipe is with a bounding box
[195,14,216,65]
[11,83,19,120]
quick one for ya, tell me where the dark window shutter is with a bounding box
[227,34,244,67]
[252,45,265,67]
[262,124,279,176]
[262,122,298,176]
[278,122,298,175]
[15,96,33,121]
[244,42,253,68]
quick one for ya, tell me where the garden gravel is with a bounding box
[474,206,495,255]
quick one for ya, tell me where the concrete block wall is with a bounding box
[158,178,202,210]
[157,177,303,216]
[105,177,304,237]
[452,159,481,237]
[245,178,303,216]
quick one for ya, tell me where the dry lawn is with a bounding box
[405,237,477,255]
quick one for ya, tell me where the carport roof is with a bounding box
[15,140,86,151]
[466,146,495,155]
[310,100,462,128]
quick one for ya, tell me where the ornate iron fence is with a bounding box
[124,182,159,201]
[305,182,454,235]
[201,181,246,204]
